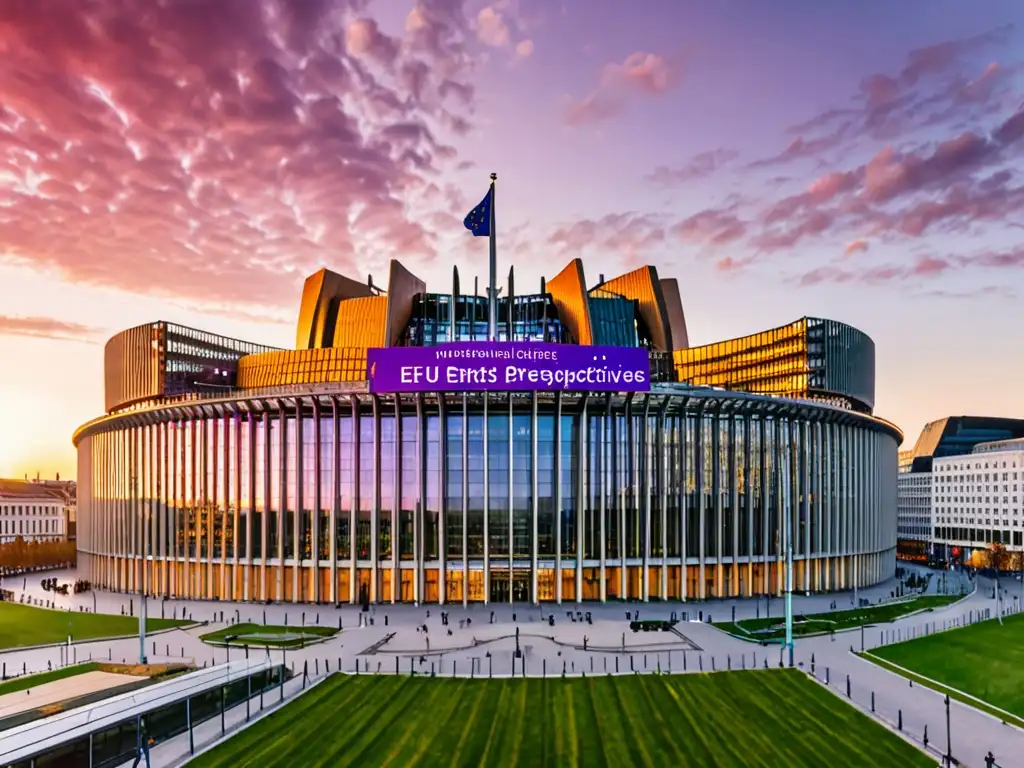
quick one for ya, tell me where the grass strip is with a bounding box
[860,652,1024,730]
[714,593,962,640]
[190,670,933,768]
[0,602,190,650]
[200,622,338,648]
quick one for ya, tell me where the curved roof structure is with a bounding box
[91,259,883,421]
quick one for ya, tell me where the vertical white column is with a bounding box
[554,394,562,604]
[413,395,424,605]
[369,396,379,604]
[482,395,490,605]
[507,397,513,605]
[461,396,469,607]
[659,404,669,602]
[599,397,608,602]
[311,399,320,604]
[638,399,647,606]
[531,393,539,605]
[348,398,358,604]
[696,407,706,600]
[743,414,752,597]
[576,396,588,604]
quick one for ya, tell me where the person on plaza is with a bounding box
[132,717,152,768]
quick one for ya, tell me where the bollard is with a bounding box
[742,655,746,670]
[615,657,619,673]
[826,667,830,685]
[699,657,703,672]
[898,709,902,730]
[166,644,169,656]
[644,654,647,669]
[453,660,457,678]
[712,657,716,672]
[562,661,567,678]
[811,653,815,674]
[396,656,399,674]
[590,657,594,673]
[728,655,731,671]
[753,652,757,667]
[871,691,875,712]
[683,654,687,671]
[630,656,634,671]
[543,659,546,678]
[315,659,319,675]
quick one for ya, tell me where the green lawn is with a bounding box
[0,662,100,696]
[200,623,338,648]
[714,594,961,641]
[0,602,191,650]
[865,610,1024,725]
[191,671,931,768]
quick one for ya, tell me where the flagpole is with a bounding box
[488,172,497,341]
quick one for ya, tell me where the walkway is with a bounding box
[1,567,1021,767]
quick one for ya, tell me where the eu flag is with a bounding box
[463,188,492,237]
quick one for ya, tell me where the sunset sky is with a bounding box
[1,0,1022,479]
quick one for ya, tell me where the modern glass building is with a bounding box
[74,258,902,605]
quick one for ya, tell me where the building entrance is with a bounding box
[490,570,530,603]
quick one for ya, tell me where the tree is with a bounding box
[990,542,1011,573]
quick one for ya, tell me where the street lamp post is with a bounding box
[944,694,951,766]
[782,446,794,668]
[135,470,148,665]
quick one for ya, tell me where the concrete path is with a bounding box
[2,565,1022,767]
[0,670,140,719]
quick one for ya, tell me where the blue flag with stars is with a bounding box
[463,188,492,237]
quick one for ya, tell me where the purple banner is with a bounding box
[367,342,651,393]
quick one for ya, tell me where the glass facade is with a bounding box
[75,387,899,605]
[399,293,568,346]
[104,322,280,413]
[673,317,875,414]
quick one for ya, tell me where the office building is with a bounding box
[0,479,68,543]
[74,259,901,604]
[896,417,1024,562]
[932,438,1024,568]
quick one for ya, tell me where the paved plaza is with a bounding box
[0,565,1021,767]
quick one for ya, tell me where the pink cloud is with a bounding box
[767,24,1016,159]
[0,315,102,342]
[0,0,477,308]
[796,248,1019,288]
[601,52,679,94]
[346,18,400,64]
[565,51,680,126]
[844,239,869,256]
[671,209,746,245]
[564,94,622,127]
[548,212,666,258]
[646,149,738,185]
[475,6,510,48]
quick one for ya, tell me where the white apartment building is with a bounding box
[897,471,933,543]
[932,438,1024,561]
[0,480,67,544]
